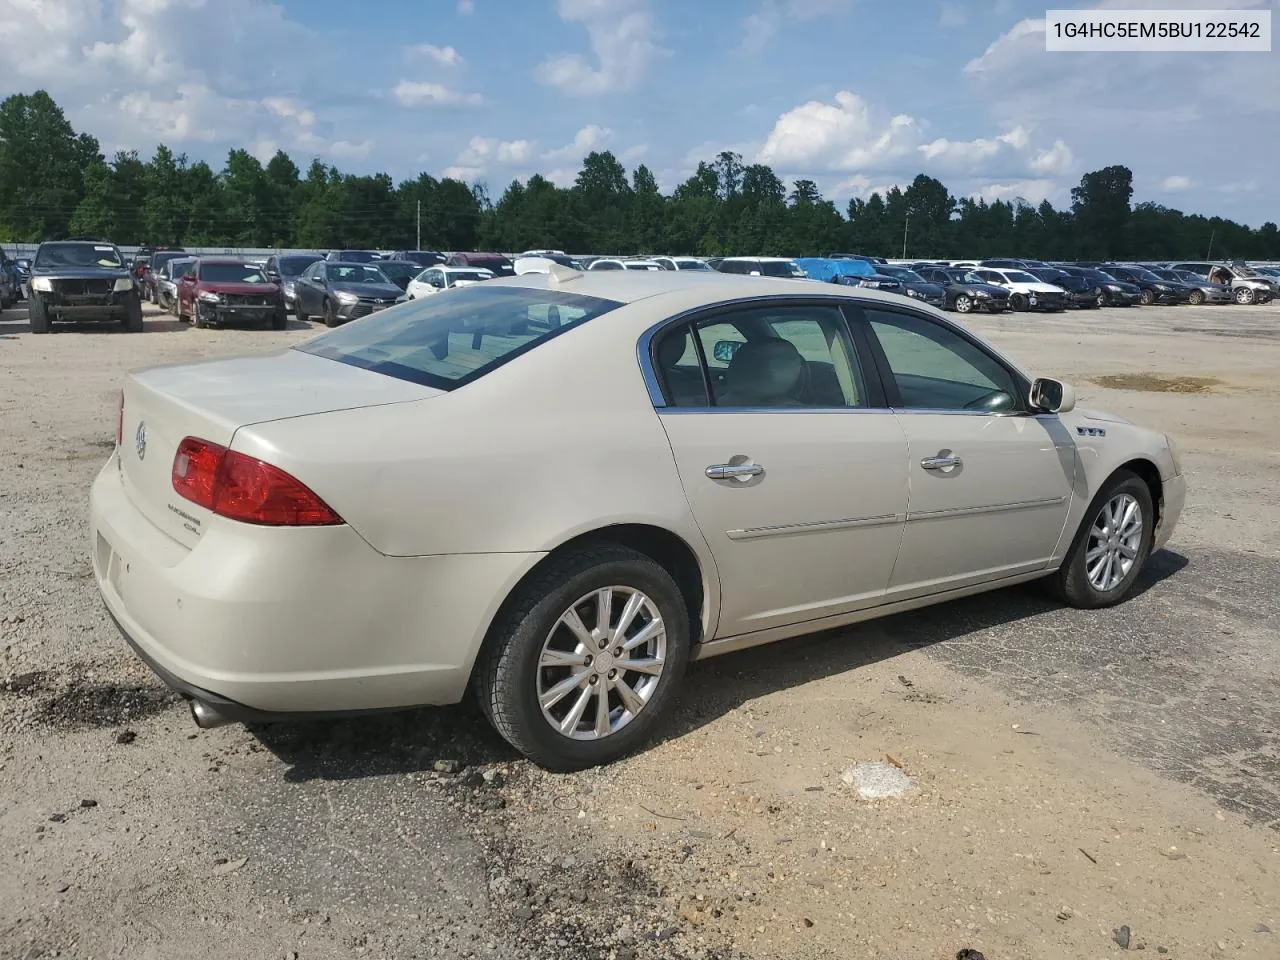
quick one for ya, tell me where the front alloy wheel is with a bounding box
[1235,286,1256,305]
[1050,470,1154,609]
[954,294,973,314]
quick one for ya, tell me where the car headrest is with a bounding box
[656,332,687,369]
[723,338,805,405]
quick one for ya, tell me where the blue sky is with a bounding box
[0,0,1276,222]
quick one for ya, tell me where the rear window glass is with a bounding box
[200,263,268,283]
[297,285,622,390]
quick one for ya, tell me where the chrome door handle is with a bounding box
[706,462,764,480]
[920,455,962,471]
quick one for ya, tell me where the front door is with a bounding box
[653,302,909,639]
[857,305,1077,598]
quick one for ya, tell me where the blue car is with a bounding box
[794,257,904,293]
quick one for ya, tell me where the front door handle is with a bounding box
[921,454,962,471]
[706,462,764,481]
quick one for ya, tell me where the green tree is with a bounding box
[1071,164,1134,259]
[0,90,100,240]
[142,145,188,245]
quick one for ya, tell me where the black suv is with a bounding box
[27,240,143,333]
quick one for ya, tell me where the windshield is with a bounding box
[279,255,322,276]
[1004,270,1039,283]
[880,266,925,283]
[624,262,659,271]
[591,261,623,270]
[675,259,709,270]
[327,264,390,284]
[1130,269,1162,282]
[757,260,805,278]
[151,251,185,268]
[467,257,514,274]
[336,250,379,263]
[1150,269,1180,280]
[298,286,622,390]
[451,270,493,282]
[35,243,123,269]
[400,251,444,266]
[375,262,419,281]
[200,263,269,284]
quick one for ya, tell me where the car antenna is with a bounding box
[547,263,583,285]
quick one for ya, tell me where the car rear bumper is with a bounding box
[90,452,542,717]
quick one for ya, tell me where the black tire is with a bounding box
[123,295,144,332]
[28,296,50,334]
[1139,288,1154,305]
[1010,293,1028,311]
[295,301,309,323]
[1048,470,1155,610]
[271,307,287,330]
[1188,290,1205,305]
[953,294,973,314]
[1234,286,1255,305]
[474,543,692,772]
[322,298,337,327]
[192,303,207,328]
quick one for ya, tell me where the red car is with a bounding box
[175,258,287,329]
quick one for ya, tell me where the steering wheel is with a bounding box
[963,389,1015,412]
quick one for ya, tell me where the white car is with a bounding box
[972,267,1067,312]
[405,265,494,299]
[715,257,807,279]
[514,255,583,275]
[91,269,1185,770]
[588,258,663,272]
[653,256,712,272]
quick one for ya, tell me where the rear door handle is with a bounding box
[921,455,962,471]
[706,462,764,480]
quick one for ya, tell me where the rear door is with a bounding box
[653,300,909,638]
[854,304,1077,599]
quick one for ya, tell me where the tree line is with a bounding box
[1,90,1277,261]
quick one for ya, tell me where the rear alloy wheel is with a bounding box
[953,294,973,314]
[1139,288,1155,305]
[1010,293,1028,311]
[322,298,337,327]
[1188,289,1205,305]
[1049,470,1154,609]
[476,544,691,771]
[1234,286,1255,305]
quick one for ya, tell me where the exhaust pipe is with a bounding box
[189,697,234,729]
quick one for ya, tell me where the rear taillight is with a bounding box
[171,437,343,527]
[116,392,124,448]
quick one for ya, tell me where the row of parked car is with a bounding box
[12,237,1280,334]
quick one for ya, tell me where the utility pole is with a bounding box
[416,200,421,252]
[902,212,909,260]
[1205,228,1215,260]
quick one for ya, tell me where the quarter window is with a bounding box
[864,308,1021,412]
[656,305,866,409]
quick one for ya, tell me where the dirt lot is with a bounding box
[2,300,1278,960]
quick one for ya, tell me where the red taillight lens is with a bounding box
[116,392,124,448]
[171,437,342,527]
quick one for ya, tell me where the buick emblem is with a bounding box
[135,421,147,460]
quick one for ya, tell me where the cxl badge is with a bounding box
[135,421,147,460]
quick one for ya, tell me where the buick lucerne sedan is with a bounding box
[91,270,1186,770]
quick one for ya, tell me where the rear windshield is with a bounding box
[35,243,123,269]
[1004,270,1038,283]
[201,263,268,283]
[375,261,419,282]
[299,286,622,390]
[468,257,514,274]
[327,264,390,284]
[151,251,186,268]
[758,260,805,278]
[337,250,379,263]
[675,259,709,270]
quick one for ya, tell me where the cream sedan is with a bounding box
[90,270,1185,770]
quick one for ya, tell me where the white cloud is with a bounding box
[443,164,484,181]
[973,179,1062,205]
[457,0,475,12]
[757,91,921,171]
[407,43,463,67]
[544,124,613,161]
[1158,175,1195,192]
[1213,180,1259,195]
[329,139,373,160]
[964,17,1045,75]
[1029,139,1073,175]
[392,80,484,108]
[448,136,538,180]
[536,0,665,95]
[620,143,649,162]
[938,1,966,27]
[737,0,857,54]
[262,97,317,129]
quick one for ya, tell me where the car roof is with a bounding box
[198,257,257,265]
[485,268,875,306]
[721,256,797,263]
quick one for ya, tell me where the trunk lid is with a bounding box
[118,349,441,548]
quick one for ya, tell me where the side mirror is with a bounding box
[713,340,742,364]
[1030,377,1076,414]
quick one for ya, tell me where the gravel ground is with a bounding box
[2,299,1279,959]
